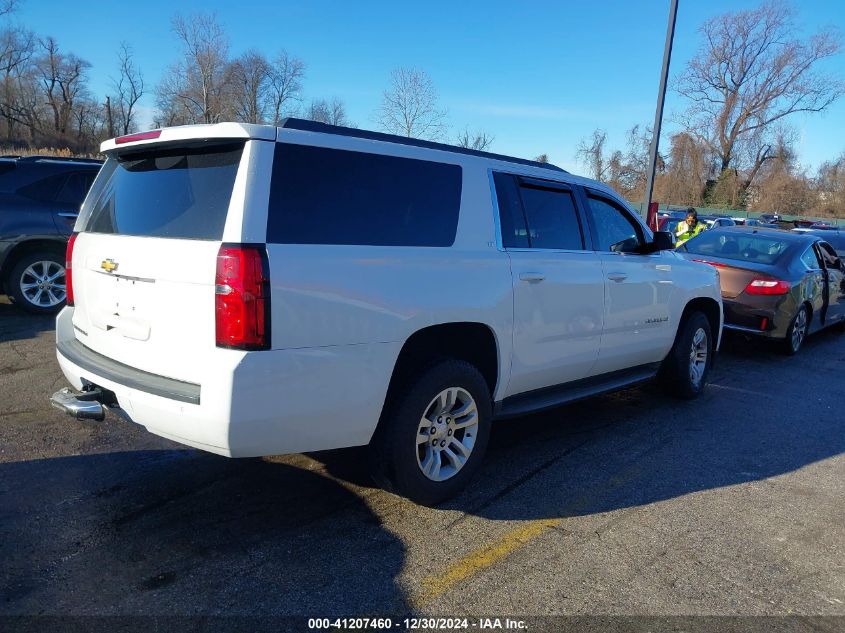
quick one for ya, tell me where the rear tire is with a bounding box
[782,305,809,355]
[369,360,492,506]
[7,250,67,315]
[660,311,712,399]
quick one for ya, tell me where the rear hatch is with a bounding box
[69,126,269,382]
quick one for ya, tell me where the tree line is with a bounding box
[0,0,842,216]
[0,3,491,154]
[576,1,845,217]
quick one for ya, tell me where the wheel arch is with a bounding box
[678,297,721,350]
[384,322,501,407]
[1,237,67,294]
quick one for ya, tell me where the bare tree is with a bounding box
[157,13,229,125]
[0,1,18,18]
[0,25,35,140]
[226,50,269,124]
[657,132,711,205]
[456,127,493,151]
[110,42,144,135]
[576,129,609,181]
[305,97,351,126]
[675,0,843,187]
[378,67,447,140]
[534,154,549,164]
[267,50,304,125]
[750,134,814,214]
[814,153,845,216]
[37,37,90,136]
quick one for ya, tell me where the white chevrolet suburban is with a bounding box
[50,119,722,505]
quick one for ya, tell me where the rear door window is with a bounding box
[55,172,97,206]
[267,143,462,246]
[82,143,244,240]
[493,173,584,250]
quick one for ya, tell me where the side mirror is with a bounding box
[648,231,676,252]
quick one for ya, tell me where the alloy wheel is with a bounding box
[791,308,807,352]
[20,260,66,308]
[688,327,709,388]
[416,387,479,482]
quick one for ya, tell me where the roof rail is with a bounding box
[278,118,567,173]
[15,155,103,164]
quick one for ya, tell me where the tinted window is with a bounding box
[586,195,643,251]
[55,172,97,206]
[17,173,67,202]
[682,231,790,265]
[83,143,243,240]
[267,144,462,246]
[518,184,583,250]
[493,172,529,249]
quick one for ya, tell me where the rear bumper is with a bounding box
[57,338,200,405]
[722,296,793,339]
[53,307,399,457]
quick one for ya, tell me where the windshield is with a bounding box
[682,231,791,265]
[79,142,244,240]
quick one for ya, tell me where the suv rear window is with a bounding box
[267,143,462,246]
[81,143,244,240]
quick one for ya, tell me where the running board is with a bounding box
[494,363,660,420]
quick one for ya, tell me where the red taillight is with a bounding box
[215,244,270,350]
[115,130,161,144]
[744,279,790,296]
[65,232,78,307]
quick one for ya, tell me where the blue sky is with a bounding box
[10,0,845,173]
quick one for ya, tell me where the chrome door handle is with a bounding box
[519,272,545,282]
[607,272,628,282]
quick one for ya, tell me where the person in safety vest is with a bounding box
[675,208,706,247]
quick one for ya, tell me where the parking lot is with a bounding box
[1,296,844,629]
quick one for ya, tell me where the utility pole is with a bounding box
[644,0,679,226]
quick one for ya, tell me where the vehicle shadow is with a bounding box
[0,298,56,343]
[4,323,843,621]
[0,450,409,619]
[317,326,845,524]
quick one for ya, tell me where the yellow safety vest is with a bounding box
[675,221,706,246]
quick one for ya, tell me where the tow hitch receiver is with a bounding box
[50,387,108,421]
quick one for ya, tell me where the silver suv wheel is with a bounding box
[689,327,709,388]
[416,387,479,482]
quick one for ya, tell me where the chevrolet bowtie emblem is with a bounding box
[101,258,118,273]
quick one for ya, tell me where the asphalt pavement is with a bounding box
[1,296,843,632]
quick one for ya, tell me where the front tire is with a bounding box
[370,360,492,506]
[660,311,712,399]
[7,250,67,315]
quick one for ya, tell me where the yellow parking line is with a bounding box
[415,518,562,606]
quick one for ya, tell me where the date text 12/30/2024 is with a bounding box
[307,618,528,630]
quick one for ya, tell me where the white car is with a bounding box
[51,120,723,505]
